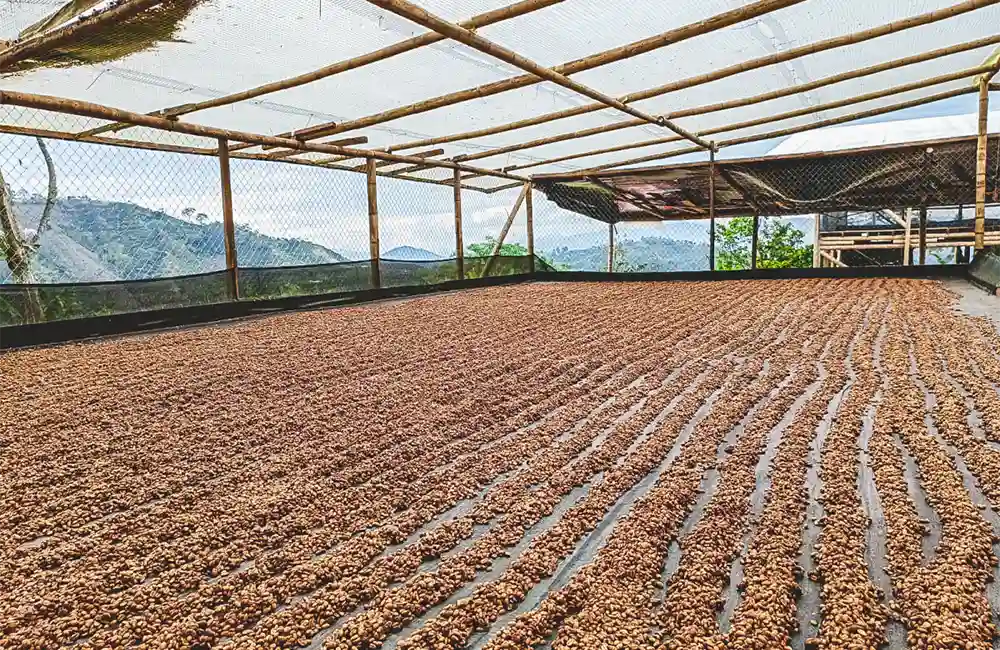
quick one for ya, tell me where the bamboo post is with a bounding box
[903,208,913,265]
[366,157,381,289]
[608,222,615,272]
[483,183,529,276]
[218,138,239,300]
[454,168,464,280]
[975,75,989,250]
[813,214,821,268]
[526,183,535,273]
[919,206,928,265]
[709,146,716,271]
[751,213,760,270]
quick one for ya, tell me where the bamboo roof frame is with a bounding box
[0,0,994,194]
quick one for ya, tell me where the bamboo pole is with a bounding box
[218,138,239,300]
[526,183,535,273]
[386,2,999,153]
[366,157,381,289]
[709,146,716,271]
[290,0,806,142]
[350,148,443,171]
[976,75,989,249]
[813,215,821,268]
[454,168,464,280]
[820,250,847,267]
[584,86,975,172]
[903,208,913,265]
[73,0,566,139]
[0,0,166,71]
[751,213,760,270]
[483,183,529,276]
[0,90,527,182]
[919,205,928,264]
[498,64,991,172]
[360,0,712,149]
[608,222,615,272]
[266,136,369,159]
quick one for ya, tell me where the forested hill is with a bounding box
[546,236,711,272]
[2,197,347,283]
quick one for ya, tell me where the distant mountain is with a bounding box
[382,245,442,261]
[546,236,711,272]
[1,197,348,283]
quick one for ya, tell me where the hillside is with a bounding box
[1,197,348,283]
[383,245,442,261]
[546,236,711,272]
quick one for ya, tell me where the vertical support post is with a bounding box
[813,214,821,268]
[607,222,615,272]
[526,182,535,274]
[975,75,989,250]
[218,138,239,300]
[454,168,464,280]
[919,205,928,265]
[366,157,381,289]
[751,213,760,270]
[708,145,716,271]
[903,208,912,266]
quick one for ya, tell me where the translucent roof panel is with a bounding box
[0,0,996,182]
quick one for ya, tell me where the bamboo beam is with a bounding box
[585,86,976,172]
[218,138,239,300]
[350,148,444,172]
[991,83,1000,91]
[454,168,464,280]
[483,183,529,276]
[608,222,615,272]
[290,0,806,142]
[500,65,991,172]
[820,250,848,267]
[709,147,716,271]
[461,39,1000,168]
[360,0,712,149]
[267,136,369,159]
[813,215,821,268]
[976,75,989,249]
[0,90,527,182]
[74,0,566,139]
[386,1,999,154]
[367,157,381,289]
[0,0,166,72]
[526,183,535,273]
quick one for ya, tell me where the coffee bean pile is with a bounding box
[2,279,998,649]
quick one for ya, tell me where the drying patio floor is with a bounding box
[2,278,1000,650]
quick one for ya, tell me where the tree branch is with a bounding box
[32,137,57,244]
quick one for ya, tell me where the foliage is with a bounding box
[715,217,813,271]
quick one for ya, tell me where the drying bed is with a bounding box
[2,279,1000,650]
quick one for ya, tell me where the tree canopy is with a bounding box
[715,217,812,271]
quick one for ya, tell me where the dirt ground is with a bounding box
[2,278,1000,650]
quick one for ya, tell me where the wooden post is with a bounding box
[813,214,821,268]
[526,182,535,273]
[483,183,529,276]
[608,222,615,272]
[903,208,912,266]
[919,206,928,265]
[454,168,464,280]
[975,75,989,250]
[751,213,760,270]
[709,145,716,271]
[366,157,381,289]
[218,138,239,300]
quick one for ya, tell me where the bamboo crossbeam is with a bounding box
[350,148,443,172]
[71,0,565,139]
[386,0,998,154]
[0,0,166,71]
[359,0,713,149]
[499,64,993,172]
[266,136,369,159]
[583,86,977,172]
[0,91,527,182]
[289,0,805,142]
[820,250,848,267]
